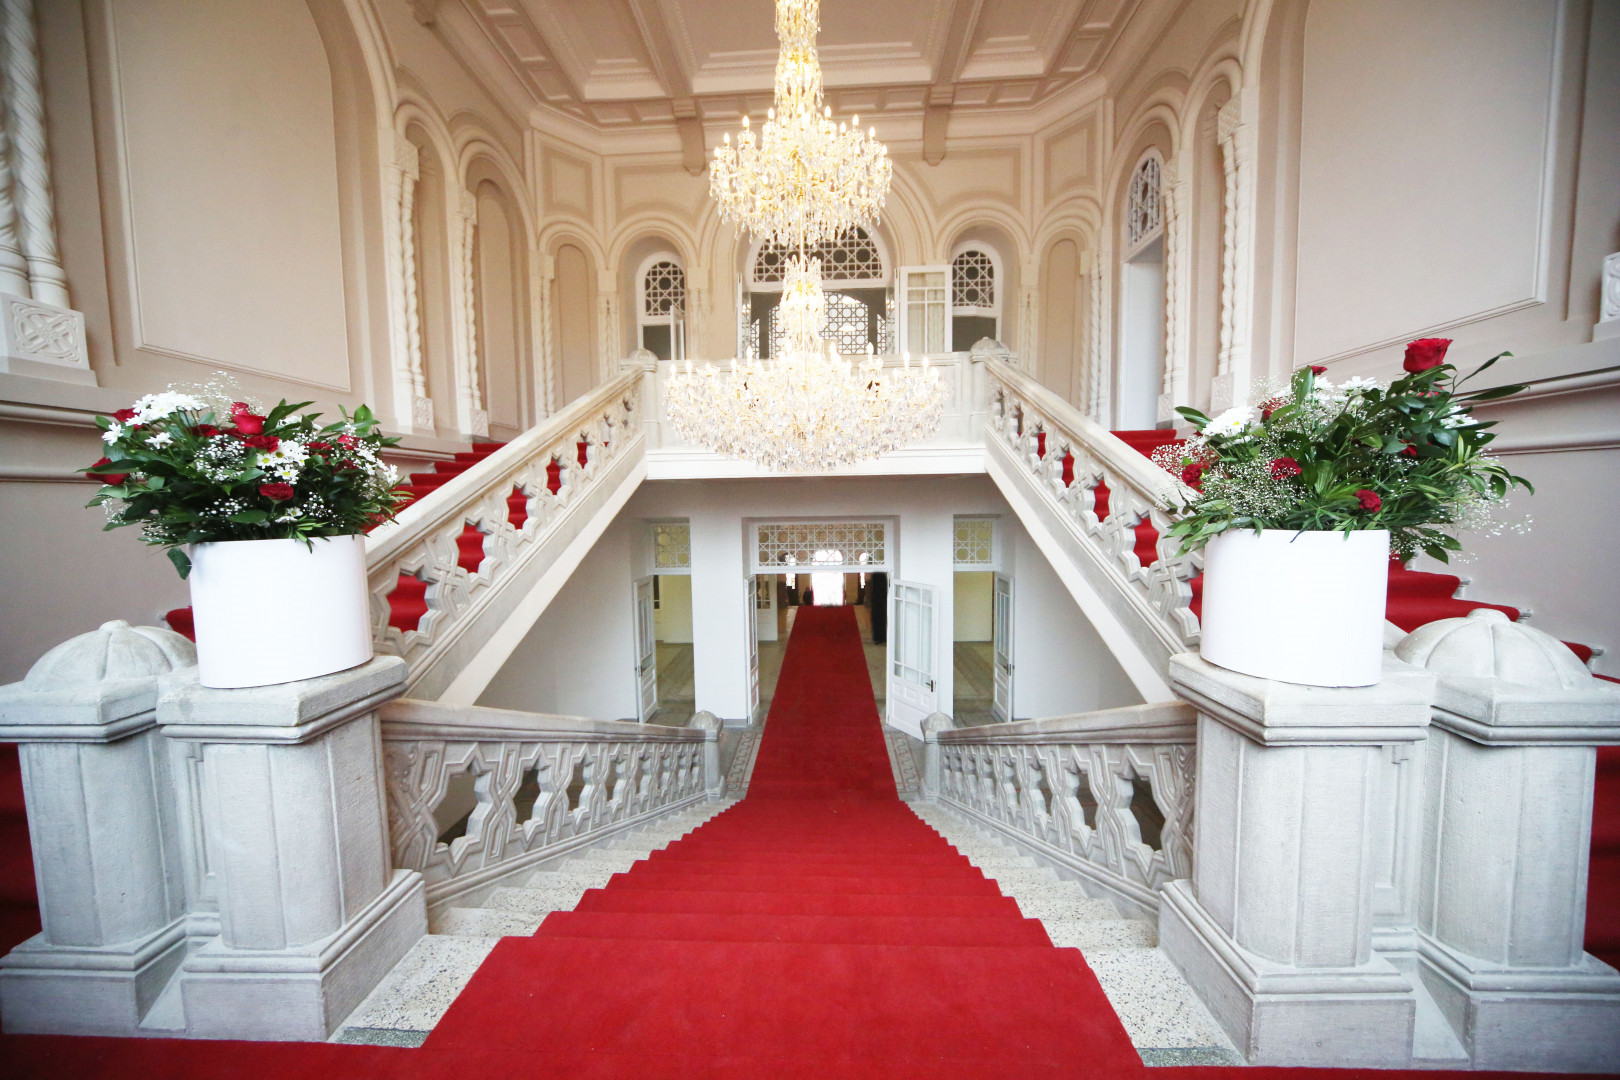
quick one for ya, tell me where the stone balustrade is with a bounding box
[380,698,721,913]
[922,702,1196,919]
[981,360,1200,686]
[365,365,647,700]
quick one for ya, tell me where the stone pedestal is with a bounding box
[1398,610,1620,1071]
[1160,652,1435,1067]
[157,656,426,1040]
[0,623,192,1035]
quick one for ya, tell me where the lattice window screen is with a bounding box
[953,517,995,566]
[951,249,995,312]
[754,521,888,572]
[1126,156,1163,252]
[653,522,691,570]
[643,261,685,318]
[754,228,883,284]
[770,292,871,355]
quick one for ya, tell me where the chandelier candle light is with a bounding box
[667,0,945,471]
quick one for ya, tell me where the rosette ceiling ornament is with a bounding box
[664,0,945,472]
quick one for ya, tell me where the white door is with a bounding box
[992,572,1014,723]
[896,266,950,355]
[634,577,658,722]
[888,579,936,739]
[746,575,761,722]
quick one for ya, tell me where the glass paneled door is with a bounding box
[888,579,936,738]
[634,577,658,721]
[992,572,1013,723]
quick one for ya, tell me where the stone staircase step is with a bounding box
[1003,893,1120,923]
[490,884,592,914]
[1044,917,1157,949]
[526,869,615,890]
[434,907,544,937]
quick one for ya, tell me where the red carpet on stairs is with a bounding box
[0,607,1607,1078]
[0,744,40,956]
[420,604,1142,1076]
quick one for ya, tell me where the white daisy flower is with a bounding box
[1203,406,1254,438]
[103,424,123,443]
[147,431,174,448]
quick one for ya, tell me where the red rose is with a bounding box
[87,457,128,485]
[1309,365,1327,376]
[192,424,221,438]
[1355,488,1382,512]
[338,458,357,471]
[336,434,358,449]
[306,440,332,453]
[1403,338,1452,373]
[112,408,138,423]
[1270,456,1302,480]
[242,434,279,451]
[232,413,267,436]
[1180,462,1207,488]
[259,482,295,501]
[1400,443,1418,458]
[230,401,252,416]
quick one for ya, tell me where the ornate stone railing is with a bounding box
[982,361,1199,687]
[365,368,647,699]
[380,698,720,908]
[924,702,1197,916]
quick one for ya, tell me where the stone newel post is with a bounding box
[0,622,193,1035]
[1396,610,1620,1071]
[1159,652,1435,1067]
[156,655,426,1040]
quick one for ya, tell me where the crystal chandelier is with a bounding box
[665,256,945,472]
[665,0,945,472]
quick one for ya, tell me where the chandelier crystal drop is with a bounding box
[668,0,944,472]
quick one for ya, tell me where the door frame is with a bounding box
[633,576,658,722]
[887,578,937,739]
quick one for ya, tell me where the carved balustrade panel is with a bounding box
[381,701,707,890]
[366,371,644,679]
[935,703,1197,896]
[984,366,1202,647]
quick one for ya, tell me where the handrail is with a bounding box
[364,369,646,696]
[380,697,718,908]
[923,700,1197,915]
[981,360,1200,694]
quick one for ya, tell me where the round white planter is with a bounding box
[188,535,373,689]
[1199,528,1389,687]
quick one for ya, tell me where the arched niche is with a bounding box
[552,240,597,408]
[468,166,529,439]
[406,122,456,428]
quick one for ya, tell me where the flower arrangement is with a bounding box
[83,377,406,578]
[1154,339,1532,561]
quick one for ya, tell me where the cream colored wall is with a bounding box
[954,571,993,641]
[654,574,694,644]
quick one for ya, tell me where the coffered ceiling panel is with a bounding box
[456,0,1148,132]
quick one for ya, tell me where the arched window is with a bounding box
[637,255,685,361]
[950,244,1000,350]
[751,228,886,287]
[1125,154,1164,256]
[746,227,887,357]
[1119,151,1166,428]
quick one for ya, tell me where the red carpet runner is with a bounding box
[418,604,1141,1077]
[0,607,1603,1078]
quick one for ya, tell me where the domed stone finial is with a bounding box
[1394,608,1591,689]
[20,620,196,691]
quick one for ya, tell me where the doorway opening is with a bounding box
[647,573,694,726]
[954,570,995,725]
[1119,234,1165,429]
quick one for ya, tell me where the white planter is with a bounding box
[1199,528,1389,687]
[188,535,373,689]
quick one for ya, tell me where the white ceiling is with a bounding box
[454,0,1146,130]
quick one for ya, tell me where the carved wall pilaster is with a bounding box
[1213,92,1256,411]
[453,189,487,438]
[386,134,431,430]
[1159,155,1193,424]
